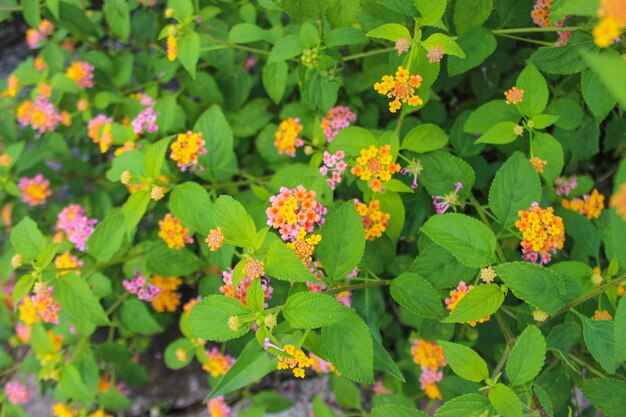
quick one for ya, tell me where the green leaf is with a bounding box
[56,273,110,326]
[419,151,476,198]
[146,241,202,276]
[46,0,59,19]
[189,295,251,342]
[614,296,626,363]
[581,67,617,121]
[283,292,349,329]
[87,212,126,263]
[581,51,626,108]
[476,121,520,145]
[252,391,293,413]
[411,245,477,289]
[549,98,583,130]
[434,393,491,417]
[401,123,449,153]
[454,0,493,34]
[488,152,542,228]
[262,61,288,104]
[10,216,44,260]
[245,279,265,312]
[577,312,618,373]
[268,35,304,63]
[447,27,496,77]
[322,311,374,383]
[421,33,465,58]
[421,213,497,268]
[371,404,428,417]
[168,182,215,235]
[464,100,520,134]
[194,105,236,180]
[59,365,95,405]
[438,340,489,382]
[366,23,411,41]
[326,0,360,27]
[122,190,150,232]
[208,339,276,399]
[12,274,36,306]
[516,62,549,117]
[505,325,546,386]
[333,377,361,410]
[164,338,194,370]
[144,136,171,179]
[580,378,626,417]
[415,0,447,26]
[313,396,339,417]
[328,127,378,157]
[119,299,163,335]
[104,0,130,41]
[443,284,504,324]
[178,31,200,79]
[167,0,193,19]
[488,383,522,417]
[228,23,266,43]
[317,202,365,281]
[530,45,589,75]
[373,338,406,382]
[530,113,559,129]
[390,272,445,319]
[494,262,565,315]
[214,195,257,248]
[22,0,40,28]
[265,240,316,282]
[280,0,323,18]
[532,132,563,184]
[325,27,367,47]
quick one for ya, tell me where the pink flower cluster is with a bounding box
[207,396,231,417]
[5,381,32,404]
[132,107,159,135]
[66,61,95,88]
[420,368,443,391]
[219,269,273,307]
[56,204,98,251]
[320,106,356,142]
[17,95,64,134]
[433,182,464,214]
[26,20,54,49]
[555,176,577,196]
[18,174,52,206]
[319,151,347,190]
[123,270,161,302]
[266,186,327,241]
[32,282,61,324]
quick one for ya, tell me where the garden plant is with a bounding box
[1,0,626,416]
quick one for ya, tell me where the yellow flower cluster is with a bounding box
[167,35,177,61]
[203,347,235,377]
[610,183,626,221]
[515,203,565,265]
[562,188,604,219]
[243,258,265,280]
[350,144,401,192]
[158,213,193,249]
[277,344,312,378]
[593,0,626,47]
[274,118,304,157]
[288,232,321,264]
[53,403,78,417]
[54,251,82,276]
[592,309,612,320]
[170,131,206,172]
[411,339,447,400]
[445,281,491,326]
[1,75,19,98]
[374,66,423,113]
[150,275,182,312]
[354,199,390,240]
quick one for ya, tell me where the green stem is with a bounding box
[198,34,271,56]
[343,47,395,62]
[106,292,130,315]
[495,311,515,346]
[492,27,579,34]
[202,176,270,190]
[49,252,146,273]
[325,280,389,294]
[490,344,511,380]
[568,353,606,378]
[494,33,558,47]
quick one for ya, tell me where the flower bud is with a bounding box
[264,313,277,329]
[164,7,175,18]
[228,316,240,332]
[150,186,164,201]
[11,254,23,269]
[120,170,131,185]
[532,309,549,322]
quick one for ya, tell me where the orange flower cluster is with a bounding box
[243,258,265,280]
[529,157,547,174]
[504,86,524,104]
[445,281,491,326]
[561,189,605,219]
[18,283,61,325]
[276,344,312,378]
[351,144,401,192]
[158,213,193,249]
[515,203,565,265]
[411,339,447,400]
[353,199,390,240]
[170,131,207,172]
[1,75,19,98]
[205,227,224,251]
[593,0,626,47]
[592,310,612,321]
[65,61,94,88]
[610,183,626,221]
[17,96,64,134]
[274,118,304,157]
[150,276,182,312]
[374,66,423,113]
[54,252,82,276]
[203,347,235,377]
[88,115,114,153]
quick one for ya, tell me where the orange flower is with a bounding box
[158,213,193,249]
[374,66,423,113]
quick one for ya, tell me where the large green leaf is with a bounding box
[579,378,626,417]
[447,27,496,76]
[516,62,549,117]
[390,272,445,319]
[505,325,546,386]
[488,383,522,417]
[438,340,489,382]
[56,273,110,326]
[283,292,350,329]
[577,313,618,373]
[189,295,252,342]
[214,195,257,248]
[10,216,44,261]
[168,182,215,235]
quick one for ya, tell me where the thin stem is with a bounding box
[495,311,515,347]
[490,344,511,380]
[0,6,21,11]
[198,34,271,56]
[568,353,606,378]
[343,47,395,62]
[492,27,579,34]
[494,33,557,47]
[325,280,389,294]
[49,252,146,273]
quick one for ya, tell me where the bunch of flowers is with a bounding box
[266,186,327,241]
[16,95,64,134]
[169,131,207,172]
[555,176,577,196]
[123,270,161,302]
[207,396,231,417]
[353,199,390,240]
[203,348,235,377]
[88,115,114,153]
[374,66,423,113]
[1,74,19,98]
[504,86,524,104]
[561,188,605,219]
[158,213,193,249]
[530,0,571,46]
[54,252,82,276]
[26,19,55,49]
[515,203,565,265]
[274,118,304,157]
[5,381,32,404]
[55,204,98,251]
[411,339,447,400]
[150,276,182,313]
[351,144,401,192]
[264,338,313,378]
[446,281,491,326]
[219,268,273,306]
[593,0,626,47]
[66,61,95,88]
[319,150,347,190]
[131,94,159,135]
[320,106,356,142]
[205,227,225,252]
[18,174,52,206]
[18,283,61,325]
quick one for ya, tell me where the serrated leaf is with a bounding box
[178,31,200,79]
[168,182,215,235]
[122,190,150,232]
[476,121,520,144]
[438,340,489,382]
[415,0,446,26]
[56,273,110,326]
[581,68,616,121]
[283,292,349,329]
[505,325,546,386]
[488,383,522,417]
[421,33,465,58]
[11,216,44,260]
[421,214,497,268]
[434,393,491,417]
[419,151,475,199]
[516,62,549,117]
[401,123,448,153]
[366,23,411,41]
[580,378,626,417]
[390,272,445,319]
[326,0,360,27]
[371,404,428,417]
[581,50,626,108]
[577,312,618,373]
[447,27,496,76]
[265,240,316,282]
[262,61,288,104]
[104,0,130,41]
[532,132,563,184]
[443,284,504,324]
[411,245,477,289]
[144,136,172,178]
[189,295,251,342]
[268,34,304,63]
[454,0,493,34]
[228,23,266,43]
[464,100,520,134]
[214,195,257,248]
[614,297,626,363]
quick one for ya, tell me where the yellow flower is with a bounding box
[150,275,182,313]
[411,339,447,370]
[353,199,390,240]
[205,227,225,252]
[350,144,401,192]
[515,203,565,265]
[592,309,612,320]
[158,213,193,249]
[167,35,177,61]
[274,118,304,157]
[54,251,82,276]
[374,66,423,113]
[529,157,547,174]
[53,403,77,417]
[562,189,604,219]
[170,131,206,171]
[1,75,19,98]
[593,17,621,47]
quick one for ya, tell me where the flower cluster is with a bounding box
[433,182,464,214]
[309,354,339,375]
[56,204,98,251]
[150,276,182,313]
[593,0,626,47]
[5,380,32,404]
[2,74,19,98]
[592,310,612,321]
[610,183,626,221]
[26,19,55,49]
[504,86,524,104]
[170,131,207,172]
[123,270,161,302]
[205,227,225,252]
[54,252,82,276]
[529,157,547,174]
[427,46,445,63]
[395,38,410,55]
[203,347,235,377]
[207,396,231,417]
[17,95,64,133]
[374,66,423,113]
[400,158,423,189]
[19,283,61,325]
[555,176,577,196]
[351,144,401,192]
[219,269,273,306]
[53,403,79,417]
[446,281,491,326]
[266,186,327,241]
[19,174,52,206]
[66,61,95,88]
[480,266,497,283]
[243,258,265,280]
[88,115,114,153]
[354,199,390,240]
[531,0,571,46]
[320,106,356,142]
[515,203,565,265]
[411,339,447,400]
[562,188,605,219]
[167,35,177,62]
[274,118,304,157]
[158,213,193,249]
[319,150,347,190]
[265,339,313,378]
[287,233,322,264]
[131,107,159,135]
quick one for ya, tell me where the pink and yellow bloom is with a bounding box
[374,66,423,113]
[19,174,52,206]
[351,144,401,192]
[266,185,327,241]
[170,131,206,172]
[158,213,193,249]
[274,118,304,157]
[320,106,356,142]
[66,61,95,88]
[88,115,114,153]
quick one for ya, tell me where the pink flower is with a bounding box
[432,182,464,214]
[555,176,577,196]
[320,106,356,142]
[207,396,231,417]
[319,151,347,190]
[131,106,159,135]
[18,174,52,206]
[123,270,161,302]
[56,204,97,251]
[5,381,32,404]
[427,46,444,63]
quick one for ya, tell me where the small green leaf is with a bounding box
[283,292,349,329]
[87,212,126,263]
[581,50,626,108]
[123,190,150,232]
[164,338,194,370]
[401,123,449,153]
[104,0,130,41]
[262,61,288,104]
[264,239,316,282]
[168,182,215,235]
[516,62,549,117]
[421,33,465,58]
[12,274,36,306]
[333,377,361,410]
[577,312,618,373]
[268,35,304,63]
[366,23,411,41]
[505,325,546,386]
[56,273,110,326]
[228,23,267,43]
[476,121,519,145]
[371,404,428,417]
[438,340,489,382]
[11,216,44,261]
[328,127,378,157]
[178,31,200,79]
[189,295,251,342]
[464,100,520,134]
[415,0,447,26]
[434,393,491,417]
[532,132,564,184]
[144,136,172,179]
[443,284,504,324]
[488,383,522,417]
